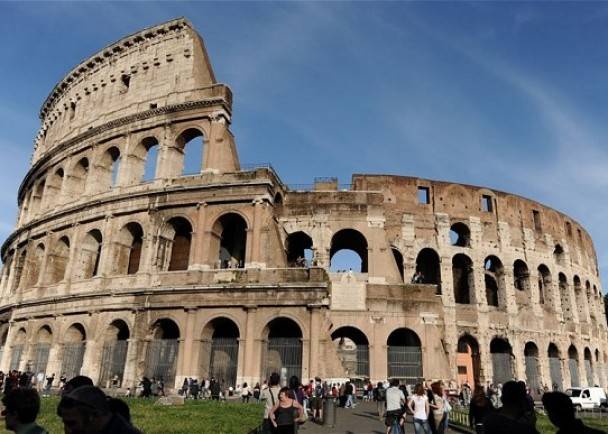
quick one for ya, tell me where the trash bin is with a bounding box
[322,398,337,427]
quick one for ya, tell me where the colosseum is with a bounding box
[0,18,606,395]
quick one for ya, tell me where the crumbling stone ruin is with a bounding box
[0,18,606,393]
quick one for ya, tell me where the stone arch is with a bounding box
[568,344,580,387]
[0,325,8,368]
[133,136,160,182]
[46,167,65,204]
[330,326,370,378]
[158,217,192,271]
[490,337,513,385]
[62,323,86,380]
[484,256,504,308]
[415,248,441,287]
[457,334,481,386]
[262,317,303,381]
[32,325,52,375]
[176,127,205,175]
[391,247,404,282]
[553,244,565,266]
[200,317,240,387]
[24,243,45,288]
[99,319,130,388]
[70,156,90,196]
[97,146,121,189]
[524,342,541,395]
[48,236,70,284]
[453,253,474,304]
[330,228,368,273]
[537,264,551,306]
[285,231,313,267]
[513,259,530,292]
[29,178,46,215]
[10,328,27,371]
[77,229,103,279]
[387,328,422,384]
[584,347,594,386]
[114,222,144,275]
[573,276,586,321]
[12,249,27,291]
[548,343,563,391]
[211,213,248,269]
[450,222,471,247]
[558,273,573,321]
[145,318,180,386]
[274,192,283,205]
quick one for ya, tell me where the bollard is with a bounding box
[322,398,337,427]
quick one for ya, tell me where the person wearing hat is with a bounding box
[1,388,48,434]
[57,386,141,434]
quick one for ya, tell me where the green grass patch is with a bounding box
[0,397,264,434]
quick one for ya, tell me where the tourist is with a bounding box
[542,391,604,434]
[260,373,281,433]
[190,379,200,399]
[374,381,386,417]
[407,383,432,434]
[181,378,189,397]
[344,381,355,408]
[210,377,221,400]
[288,376,305,407]
[1,388,48,434]
[241,382,251,403]
[482,381,538,434]
[468,386,494,434]
[43,373,54,397]
[411,271,424,284]
[140,377,151,398]
[62,375,93,397]
[430,382,445,434]
[59,374,67,391]
[441,385,452,433]
[384,378,406,434]
[310,377,325,422]
[425,381,437,434]
[269,386,304,434]
[57,386,141,434]
[253,382,261,402]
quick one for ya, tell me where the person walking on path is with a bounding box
[241,382,251,403]
[542,391,604,434]
[408,383,432,434]
[384,378,406,434]
[430,382,445,434]
[375,382,387,418]
[261,373,281,433]
[468,386,494,434]
[269,387,304,434]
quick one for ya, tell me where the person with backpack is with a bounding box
[344,381,355,408]
[261,373,281,433]
[310,377,325,423]
[375,381,387,417]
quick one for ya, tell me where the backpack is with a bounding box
[378,387,386,401]
[314,384,324,398]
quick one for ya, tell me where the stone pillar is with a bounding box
[247,199,265,268]
[98,216,116,277]
[371,316,387,382]
[173,338,186,390]
[242,307,259,385]
[177,309,198,383]
[191,203,208,270]
[503,268,518,315]
[308,306,321,378]
[122,337,139,389]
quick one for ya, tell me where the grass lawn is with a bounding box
[0,397,264,434]
[451,412,608,433]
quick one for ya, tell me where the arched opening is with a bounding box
[200,318,240,388]
[48,236,70,284]
[30,179,46,215]
[145,319,180,386]
[10,328,26,371]
[449,222,471,247]
[274,193,283,205]
[574,276,586,322]
[553,244,565,266]
[46,168,64,204]
[548,343,563,391]
[78,230,102,279]
[71,157,89,197]
[160,218,192,271]
[457,335,480,386]
[62,324,86,380]
[387,328,422,384]
[392,248,404,282]
[568,345,580,387]
[99,320,130,388]
[490,337,513,385]
[330,229,368,273]
[584,347,594,386]
[115,223,144,275]
[537,264,551,306]
[484,256,504,307]
[107,147,121,187]
[25,243,45,287]
[263,318,303,381]
[524,342,541,396]
[177,128,204,175]
[331,327,370,378]
[415,248,441,288]
[213,213,247,269]
[32,326,52,376]
[0,327,8,367]
[285,231,313,267]
[586,281,595,321]
[559,273,573,321]
[12,250,27,291]
[453,254,473,304]
[513,260,530,291]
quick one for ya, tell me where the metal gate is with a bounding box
[99,340,128,388]
[145,339,178,385]
[209,337,238,387]
[549,357,563,391]
[491,353,513,384]
[357,345,370,377]
[584,359,594,386]
[568,359,580,387]
[10,345,23,371]
[61,342,85,380]
[524,356,540,391]
[265,338,302,381]
[387,346,422,384]
[33,343,50,375]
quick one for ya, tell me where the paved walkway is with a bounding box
[298,401,460,434]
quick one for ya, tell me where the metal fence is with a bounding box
[10,345,23,371]
[33,343,50,375]
[61,343,85,380]
[356,345,370,377]
[584,359,594,387]
[491,353,513,385]
[525,356,540,391]
[264,338,302,381]
[387,346,422,383]
[145,339,179,385]
[210,337,238,387]
[549,357,563,390]
[569,359,581,387]
[99,340,128,387]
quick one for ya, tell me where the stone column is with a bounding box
[122,337,139,389]
[247,199,264,268]
[242,307,259,385]
[191,203,208,270]
[308,306,321,378]
[178,309,198,383]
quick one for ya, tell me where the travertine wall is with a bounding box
[0,18,605,391]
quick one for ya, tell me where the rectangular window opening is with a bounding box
[533,210,542,232]
[481,195,493,212]
[417,186,430,205]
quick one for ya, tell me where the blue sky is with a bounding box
[1,2,608,289]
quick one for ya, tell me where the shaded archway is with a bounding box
[48,236,70,284]
[176,128,204,175]
[99,320,130,388]
[25,243,45,287]
[584,347,594,386]
[450,222,471,247]
[548,343,563,391]
[200,318,240,387]
[78,230,102,279]
[97,146,121,189]
[285,231,313,267]
[10,328,26,371]
[559,273,573,321]
[457,334,480,386]
[392,248,404,282]
[537,264,551,306]
[484,256,504,307]
[573,276,586,322]
[32,326,52,375]
[137,137,160,182]
[490,338,513,385]
[387,328,422,384]
[263,318,303,382]
[160,218,192,271]
[453,254,473,304]
[62,324,86,380]
[553,244,565,266]
[145,319,180,386]
[213,213,247,269]
[415,248,441,287]
[568,345,580,387]
[115,223,144,275]
[331,326,370,378]
[70,157,90,197]
[330,229,368,272]
[513,260,530,292]
[524,342,541,395]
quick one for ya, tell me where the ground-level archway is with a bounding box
[524,342,541,396]
[99,320,130,388]
[490,337,513,385]
[200,317,240,388]
[457,335,480,386]
[548,343,563,391]
[144,319,180,386]
[61,324,86,380]
[387,328,422,385]
[331,326,369,378]
[568,345,580,388]
[263,318,302,382]
[32,326,52,375]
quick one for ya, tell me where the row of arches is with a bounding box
[21,128,207,225]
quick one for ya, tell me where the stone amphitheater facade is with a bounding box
[0,18,606,393]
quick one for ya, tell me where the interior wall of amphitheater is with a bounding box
[1,18,606,393]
